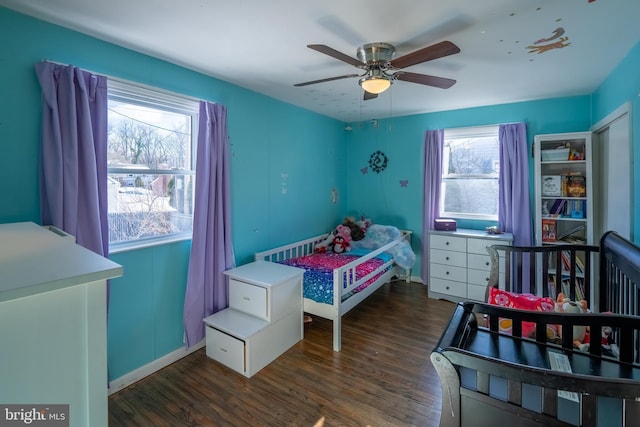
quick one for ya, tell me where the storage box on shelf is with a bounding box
[203,260,304,378]
[540,147,570,161]
[428,228,513,303]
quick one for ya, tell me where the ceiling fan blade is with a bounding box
[363,91,378,101]
[307,44,364,68]
[294,74,360,87]
[390,40,460,69]
[395,72,456,89]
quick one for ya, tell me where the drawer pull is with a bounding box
[220,347,228,353]
[446,241,450,245]
[243,297,251,301]
[446,286,450,290]
[445,256,450,260]
[446,271,450,275]
[485,261,489,266]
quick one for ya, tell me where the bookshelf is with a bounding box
[534,131,594,246]
[534,132,595,301]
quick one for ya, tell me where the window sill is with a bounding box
[109,233,192,254]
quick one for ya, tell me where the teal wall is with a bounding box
[345,96,592,278]
[591,41,640,239]
[2,5,639,382]
[0,8,345,381]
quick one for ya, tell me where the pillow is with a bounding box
[488,287,557,338]
[488,287,555,312]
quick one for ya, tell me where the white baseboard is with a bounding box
[108,340,205,395]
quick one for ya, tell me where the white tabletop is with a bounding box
[0,222,123,302]
[223,260,305,288]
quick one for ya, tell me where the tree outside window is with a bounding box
[107,82,197,248]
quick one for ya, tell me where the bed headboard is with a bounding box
[599,230,640,316]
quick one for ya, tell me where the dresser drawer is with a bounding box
[467,238,499,255]
[467,284,488,302]
[430,248,466,267]
[430,234,466,252]
[205,327,245,374]
[229,279,268,320]
[429,277,466,298]
[467,268,492,287]
[468,253,491,271]
[430,263,467,283]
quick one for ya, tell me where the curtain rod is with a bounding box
[41,59,203,104]
[444,122,524,132]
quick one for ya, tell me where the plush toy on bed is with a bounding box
[314,232,335,253]
[331,224,352,253]
[577,314,621,358]
[342,217,366,241]
[357,216,372,234]
[555,293,588,348]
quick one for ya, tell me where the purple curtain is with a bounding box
[421,129,444,284]
[499,122,533,292]
[183,101,234,348]
[498,122,533,246]
[34,62,108,257]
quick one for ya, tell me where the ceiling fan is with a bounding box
[294,40,461,100]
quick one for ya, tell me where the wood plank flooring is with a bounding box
[108,280,457,427]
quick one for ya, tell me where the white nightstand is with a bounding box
[203,260,304,377]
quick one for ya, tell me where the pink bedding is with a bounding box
[280,252,388,304]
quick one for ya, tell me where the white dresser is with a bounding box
[203,260,304,377]
[0,222,122,427]
[428,228,513,302]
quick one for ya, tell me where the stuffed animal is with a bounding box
[314,232,334,253]
[342,217,365,241]
[331,224,352,253]
[331,235,349,254]
[357,216,372,234]
[555,293,588,348]
[578,316,621,358]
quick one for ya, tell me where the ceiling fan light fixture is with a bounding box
[359,75,392,94]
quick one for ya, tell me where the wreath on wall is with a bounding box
[369,150,388,173]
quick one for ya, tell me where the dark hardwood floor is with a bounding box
[108,280,457,427]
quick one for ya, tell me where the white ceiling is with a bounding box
[3,0,640,123]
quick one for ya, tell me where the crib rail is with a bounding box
[599,230,640,316]
[432,301,640,427]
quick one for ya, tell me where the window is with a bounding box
[441,126,499,220]
[107,80,198,249]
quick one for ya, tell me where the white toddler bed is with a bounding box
[255,226,413,351]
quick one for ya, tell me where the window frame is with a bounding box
[441,125,500,221]
[107,79,199,253]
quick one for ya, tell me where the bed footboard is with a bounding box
[432,302,640,427]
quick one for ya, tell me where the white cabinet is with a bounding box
[428,229,513,303]
[0,222,123,427]
[203,260,304,377]
[534,132,594,245]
